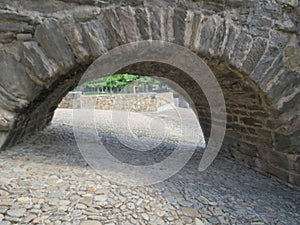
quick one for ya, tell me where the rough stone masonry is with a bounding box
[0,0,299,188]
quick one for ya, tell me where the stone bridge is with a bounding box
[0,0,299,188]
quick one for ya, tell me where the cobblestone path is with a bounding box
[0,109,299,225]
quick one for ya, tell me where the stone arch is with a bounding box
[0,0,299,187]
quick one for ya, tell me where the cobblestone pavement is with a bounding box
[0,109,299,225]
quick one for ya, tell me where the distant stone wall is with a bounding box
[58,92,174,112]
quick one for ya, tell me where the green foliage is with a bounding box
[82,74,140,90]
[104,74,140,89]
[83,77,107,89]
[81,74,166,94]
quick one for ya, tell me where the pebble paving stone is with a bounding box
[0,108,299,225]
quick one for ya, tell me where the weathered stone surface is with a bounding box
[103,9,126,48]
[173,8,186,45]
[0,132,8,149]
[283,35,300,72]
[260,54,284,90]
[68,6,101,22]
[59,92,173,112]
[250,45,281,83]
[230,31,253,69]
[6,208,26,218]
[0,107,298,224]
[222,23,241,61]
[189,11,204,50]
[35,19,75,74]
[0,9,36,23]
[81,19,111,58]
[266,70,300,107]
[0,23,33,33]
[0,108,15,131]
[209,16,226,58]
[80,221,102,225]
[277,91,300,122]
[199,16,218,57]
[265,149,290,170]
[166,7,175,42]
[16,33,32,41]
[0,33,14,43]
[242,38,268,75]
[20,41,59,88]
[59,16,91,64]
[277,0,299,7]
[147,7,162,40]
[135,8,150,40]
[116,6,140,42]
[0,51,40,110]
[183,10,194,47]
[231,140,258,157]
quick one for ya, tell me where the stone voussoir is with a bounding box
[34,19,76,75]
[20,41,60,88]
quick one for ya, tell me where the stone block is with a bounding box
[0,131,8,149]
[289,173,300,186]
[59,17,91,64]
[232,140,258,157]
[240,117,263,127]
[20,41,59,88]
[16,33,32,41]
[260,54,284,90]
[274,133,291,149]
[0,50,40,110]
[0,9,35,23]
[189,11,203,50]
[222,24,240,62]
[230,31,253,69]
[242,38,268,75]
[230,147,257,167]
[116,6,140,43]
[289,155,300,173]
[0,23,33,33]
[81,19,111,59]
[35,19,75,74]
[265,149,290,170]
[69,5,101,22]
[147,7,162,40]
[266,70,299,106]
[277,0,298,7]
[256,159,290,183]
[283,35,300,72]
[210,16,226,57]
[103,8,127,47]
[173,8,186,45]
[0,108,15,131]
[250,45,280,83]
[135,8,150,40]
[199,16,217,57]
[277,92,300,122]
[0,33,14,43]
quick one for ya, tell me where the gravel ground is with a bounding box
[0,108,299,225]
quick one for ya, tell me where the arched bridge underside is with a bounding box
[0,0,299,188]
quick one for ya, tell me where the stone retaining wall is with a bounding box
[58,92,174,112]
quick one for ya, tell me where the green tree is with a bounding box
[82,74,165,94]
[104,74,140,92]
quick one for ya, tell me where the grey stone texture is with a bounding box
[0,0,299,188]
[58,92,174,112]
